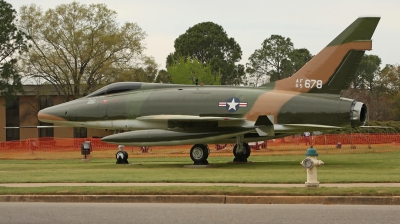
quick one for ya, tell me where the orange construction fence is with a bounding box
[1,133,400,160]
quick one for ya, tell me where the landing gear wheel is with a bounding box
[190,144,209,165]
[116,150,129,164]
[233,142,251,162]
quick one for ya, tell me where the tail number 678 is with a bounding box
[305,79,323,89]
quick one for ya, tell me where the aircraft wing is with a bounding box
[274,124,344,133]
[137,115,246,122]
[103,115,265,146]
[137,115,342,132]
[102,114,346,146]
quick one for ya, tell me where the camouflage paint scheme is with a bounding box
[38,17,379,147]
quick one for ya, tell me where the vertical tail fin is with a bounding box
[265,17,380,94]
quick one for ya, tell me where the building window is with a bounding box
[39,95,53,108]
[38,96,54,138]
[38,122,54,138]
[6,98,20,141]
[6,128,19,141]
[74,127,87,138]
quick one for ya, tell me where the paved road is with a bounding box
[2,182,400,188]
[0,203,399,224]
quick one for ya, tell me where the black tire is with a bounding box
[116,150,129,164]
[233,142,251,159]
[122,151,129,160]
[116,151,125,160]
[190,144,209,163]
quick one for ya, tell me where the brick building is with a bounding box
[0,85,111,142]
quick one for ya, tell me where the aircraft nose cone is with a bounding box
[37,108,50,123]
[38,108,66,123]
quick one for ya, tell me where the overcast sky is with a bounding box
[12,0,400,69]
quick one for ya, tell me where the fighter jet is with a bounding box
[38,17,380,164]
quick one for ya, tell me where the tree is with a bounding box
[342,63,400,121]
[113,57,158,83]
[247,35,293,83]
[342,88,396,121]
[0,0,27,107]
[246,35,311,86]
[245,48,269,86]
[227,63,245,86]
[155,69,171,83]
[167,22,243,85]
[378,64,400,95]
[167,56,220,85]
[379,64,400,120]
[287,48,313,75]
[263,35,294,81]
[352,54,381,91]
[18,2,151,99]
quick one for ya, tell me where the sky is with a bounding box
[12,0,400,70]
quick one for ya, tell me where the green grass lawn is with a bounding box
[1,152,400,195]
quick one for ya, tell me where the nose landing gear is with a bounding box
[116,145,129,164]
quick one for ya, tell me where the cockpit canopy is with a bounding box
[86,82,142,97]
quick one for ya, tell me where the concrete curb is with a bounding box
[1,195,400,205]
[226,196,400,205]
[0,195,226,204]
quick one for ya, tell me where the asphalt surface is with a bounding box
[1,203,400,224]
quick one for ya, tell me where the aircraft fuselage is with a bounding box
[39,83,365,132]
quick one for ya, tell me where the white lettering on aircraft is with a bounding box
[295,79,323,89]
[87,99,96,104]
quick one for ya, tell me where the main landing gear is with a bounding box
[232,135,251,162]
[232,142,251,162]
[190,144,210,165]
[188,136,251,165]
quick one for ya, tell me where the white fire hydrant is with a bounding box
[300,146,324,188]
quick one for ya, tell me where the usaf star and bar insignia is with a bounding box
[218,97,248,112]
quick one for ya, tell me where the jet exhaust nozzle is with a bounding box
[350,101,367,127]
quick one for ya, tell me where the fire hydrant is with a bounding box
[300,146,324,188]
